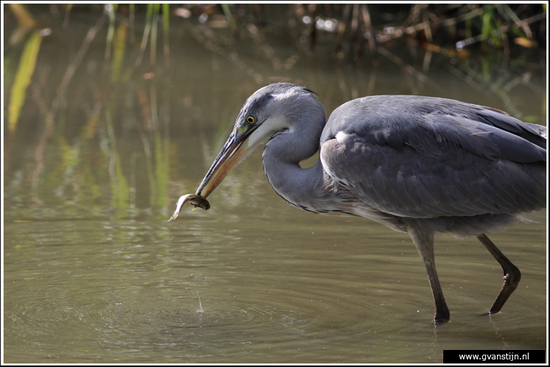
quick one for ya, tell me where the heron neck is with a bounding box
[262,123,328,212]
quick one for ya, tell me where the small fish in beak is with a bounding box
[167,194,210,222]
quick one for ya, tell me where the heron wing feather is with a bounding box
[320,96,546,219]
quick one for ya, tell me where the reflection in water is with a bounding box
[3,5,546,364]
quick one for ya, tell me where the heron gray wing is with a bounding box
[320,96,546,219]
[474,106,547,148]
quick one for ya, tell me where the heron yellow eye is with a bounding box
[246,114,257,124]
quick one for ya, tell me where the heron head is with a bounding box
[195,83,321,199]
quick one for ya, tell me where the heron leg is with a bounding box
[477,233,521,315]
[408,228,450,323]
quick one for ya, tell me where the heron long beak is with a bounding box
[195,129,251,199]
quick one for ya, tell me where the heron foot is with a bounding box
[434,309,451,324]
[489,264,521,314]
[477,234,522,315]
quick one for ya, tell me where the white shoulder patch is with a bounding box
[335,131,350,144]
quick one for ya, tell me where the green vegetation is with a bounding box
[3,4,546,220]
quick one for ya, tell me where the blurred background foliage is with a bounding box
[3,3,547,219]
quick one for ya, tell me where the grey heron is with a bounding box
[183,83,547,323]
